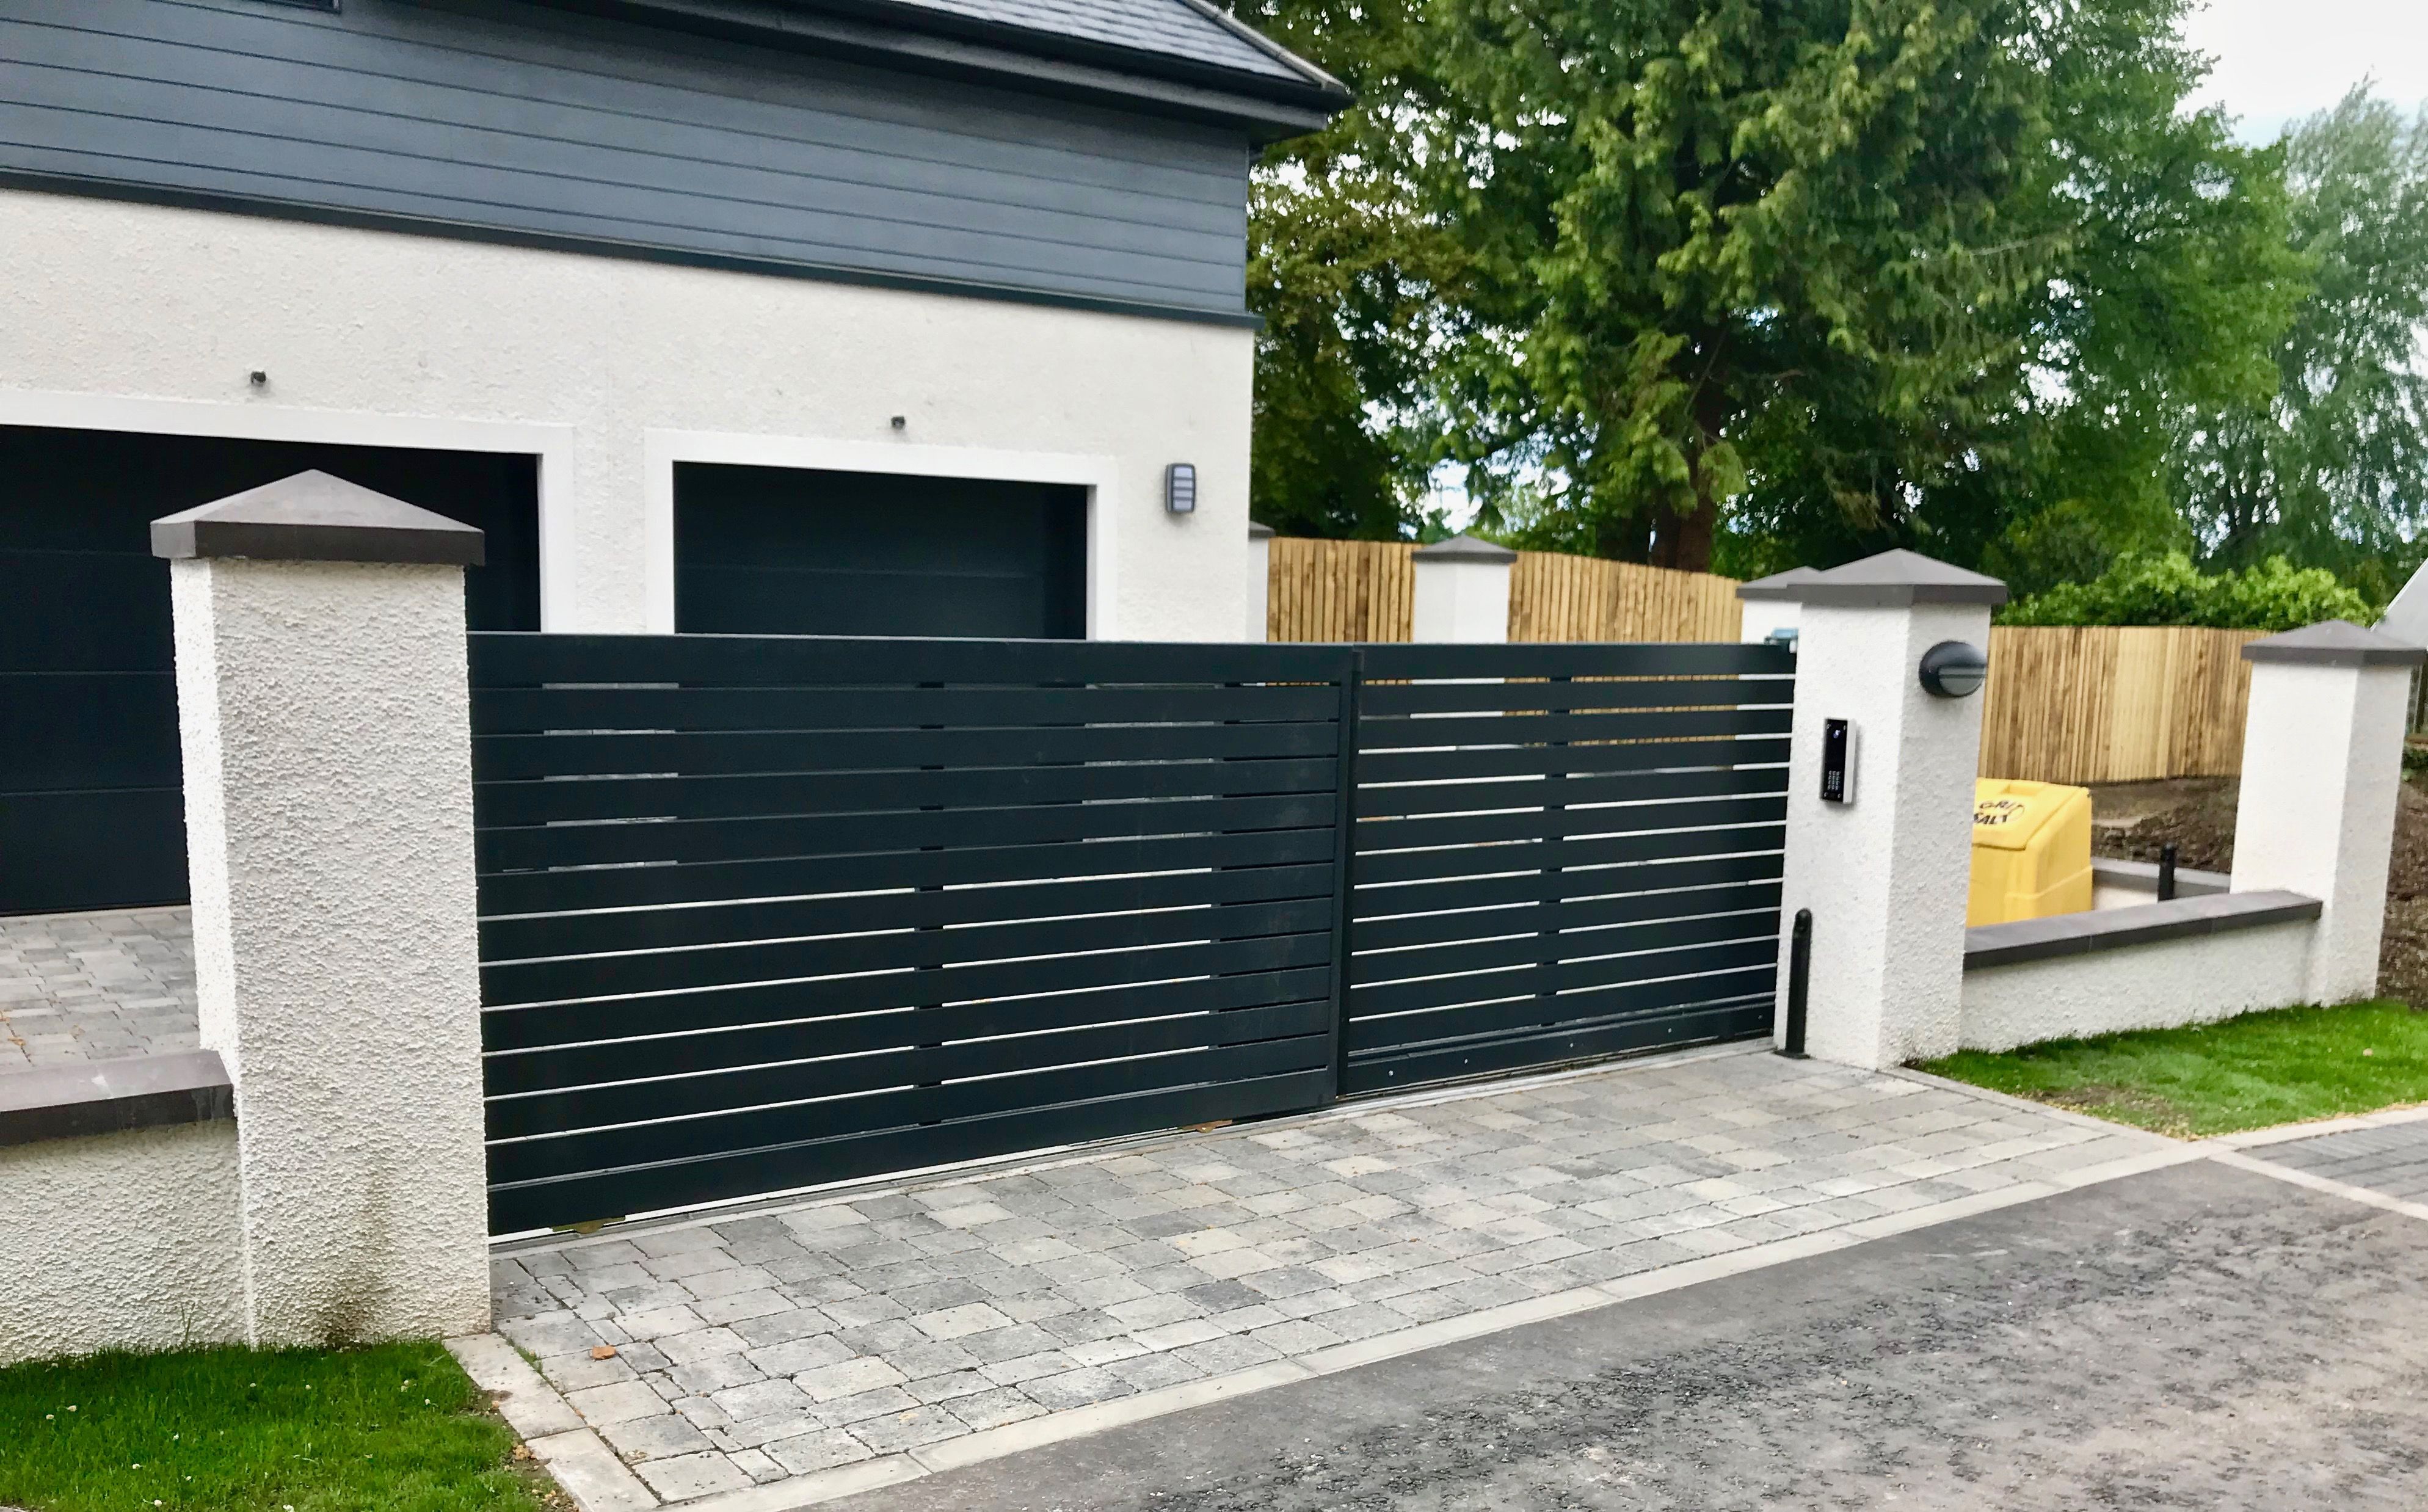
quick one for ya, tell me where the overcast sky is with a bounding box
[2182,0,2428,142]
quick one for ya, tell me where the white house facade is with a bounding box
[0,0,1345,915]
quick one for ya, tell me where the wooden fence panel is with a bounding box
[1263,536,1740,644]
[1267,537,1417,642]
[1507,551,1741,642]
[1977,625,2263,784]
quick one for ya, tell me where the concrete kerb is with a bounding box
[2206,1148,2428,1225]
[447,1334,656,1511]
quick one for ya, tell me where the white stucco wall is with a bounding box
[1778,602,1991,1068]
[175,558,489,1345]
[1411,557,1514,642]
[1246,530,1272,641]
[0,187,1254,641]
[1959,920,2317,1052]
[0,1122,244,1365]
[2231,661,2410,1002]
[1740,598,1801,644]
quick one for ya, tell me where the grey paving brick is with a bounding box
[502,1047,2170,1497]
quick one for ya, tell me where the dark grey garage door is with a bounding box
[0,427,540,917]
[675,464,1086,638]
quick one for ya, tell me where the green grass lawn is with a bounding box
[0,1339,558,1512]
[1917,1000,2428,1137]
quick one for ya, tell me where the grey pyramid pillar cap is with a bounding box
[1412,532,1517,562]
[1736,565,1826,601]
[151,470,485,567]
[1767,548,2005,608]
[2243,619,2426,668]
[1249,522,1275,540]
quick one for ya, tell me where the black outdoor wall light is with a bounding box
[1919,639,1989,698]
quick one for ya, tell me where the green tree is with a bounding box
[1236,0,2299,575]
[1235,0,1453,540]
[2175,90,2428,601]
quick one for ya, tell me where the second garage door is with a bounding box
[675,464,1087,638]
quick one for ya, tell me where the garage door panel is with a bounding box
[1,426,540,917]
[683,562,1060,639]
[675,465,1086,639]
[0,787,186,915]
[0,550,172,672]
[0,672,181,793]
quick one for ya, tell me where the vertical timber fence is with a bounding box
[467,633,1794,1233]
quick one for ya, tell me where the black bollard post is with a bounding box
[1779,908,1812,1059]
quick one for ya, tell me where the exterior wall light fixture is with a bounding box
[1919,639,1988,698]
[1165,462,1197,514]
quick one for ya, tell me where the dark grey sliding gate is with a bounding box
[467,633,1794,1233]
[1341,642,1795,1093]
[469,634,1353,1234]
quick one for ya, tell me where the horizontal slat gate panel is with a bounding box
[470,631,1356,1233]
[479,863,1336,961]
[1340,647,1792,1095]
[471,631,1791,1227]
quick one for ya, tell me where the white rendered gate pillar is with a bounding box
[1411,534,1516,642]
[1247,522,1273,640]
[2230,621,2424,1004]
[156,471,491,1347]
[1761,551,2006,1069]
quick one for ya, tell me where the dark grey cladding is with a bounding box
[0,0,1342,323]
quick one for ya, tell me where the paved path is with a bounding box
[492,1049,2167,1505]
[2254,1118,2428,1202]
[0,906,196,1072]
[834,1156,2428,1511]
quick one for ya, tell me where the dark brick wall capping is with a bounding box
[1965,890,2320,971]
[2091,857,2230,898]
[0,1050,234,1148]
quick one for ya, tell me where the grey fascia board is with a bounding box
[1412,534,1518,562]
[2090,857,2230,898]
[545,0,1347,137]
[1963,890,2321,971]
[0,1050,234,1148]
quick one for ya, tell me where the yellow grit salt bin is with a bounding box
[1969,779,2093,926]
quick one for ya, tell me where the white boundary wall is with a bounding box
[0,1123,243,1364]
[0,188,1252,640]
[1958,918,2317,1053]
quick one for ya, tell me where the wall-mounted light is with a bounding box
[1165,462,1197,514]
[1919,639,1988,698]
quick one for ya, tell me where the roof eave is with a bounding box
[534,0,1350,139]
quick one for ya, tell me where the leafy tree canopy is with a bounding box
[1235,0,2304,581]
[2173,90,2428,605]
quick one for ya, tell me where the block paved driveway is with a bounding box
[492,1047,2166,1505]
[0,906,197,1072]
